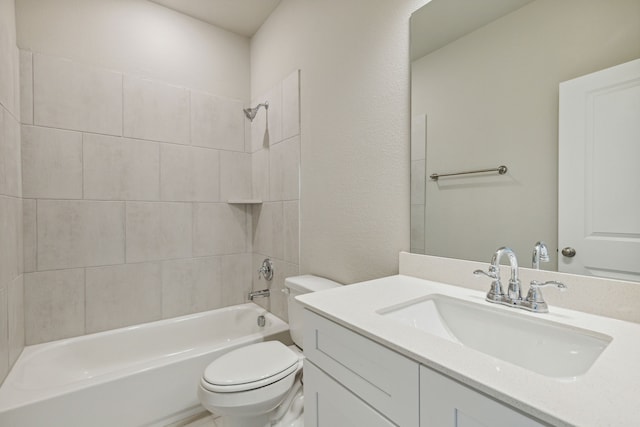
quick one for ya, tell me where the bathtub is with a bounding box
[0,303,289,427]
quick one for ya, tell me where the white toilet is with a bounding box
[198,275,341,427]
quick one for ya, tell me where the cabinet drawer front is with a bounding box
[304,309,419,426]
[420,366,547,427]
[305,361,396,427]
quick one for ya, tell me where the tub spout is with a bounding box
[248,289,270,301]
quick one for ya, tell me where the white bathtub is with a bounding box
[0,303,289,427]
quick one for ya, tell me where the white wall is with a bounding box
[251,0,429,284]
[411,0,640,267]
[15,0,250,101]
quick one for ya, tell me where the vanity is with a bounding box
[297,253,640,427]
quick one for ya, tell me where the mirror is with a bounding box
[410,0,640,278]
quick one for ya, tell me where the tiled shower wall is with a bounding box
[20,51,260,345]
[0,0,24,383]
[250,71,301,322]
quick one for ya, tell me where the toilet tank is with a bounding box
[285,275,341,348]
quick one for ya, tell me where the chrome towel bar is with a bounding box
[429,165,507,181]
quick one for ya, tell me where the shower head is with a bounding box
[243,102,269,122]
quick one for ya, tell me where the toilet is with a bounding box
[198,275,341,427]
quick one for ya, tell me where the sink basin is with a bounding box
[378,294,611,378]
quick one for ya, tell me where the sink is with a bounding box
[378,294,611,378]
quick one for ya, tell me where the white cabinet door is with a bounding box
[420,367,546,427]
[304,361,396,427]
[558,57,640,281]
[303,309,419,426]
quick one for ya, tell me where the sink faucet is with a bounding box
[532,241,550,269]
[475,246,567,313]
[474,246,521,303]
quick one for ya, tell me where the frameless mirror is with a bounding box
[410,0,640,280]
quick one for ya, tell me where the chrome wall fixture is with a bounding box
[243,101,269,122]
[429,165,508,181]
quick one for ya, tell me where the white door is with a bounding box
[558,58,640,281]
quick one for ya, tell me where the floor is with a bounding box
[166,411,219,427]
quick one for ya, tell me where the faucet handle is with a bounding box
[473,268,498,280]
[474,267,505,302]
[524,280,567,313]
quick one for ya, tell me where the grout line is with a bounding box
[31,51,34,124]
[123,202,127,264]
[121,74,125,137]
[81,133,85,200]
[83,267,87,334]
[34,199,38,272]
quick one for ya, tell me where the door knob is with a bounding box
[561,247,576,257]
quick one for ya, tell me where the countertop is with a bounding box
[296,275,640,427]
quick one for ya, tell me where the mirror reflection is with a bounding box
[410,0,640,280]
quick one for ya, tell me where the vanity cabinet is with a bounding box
[304,361,396,427]
[420,367,546,427]
[303,309,420,426]
[303,309,546,427]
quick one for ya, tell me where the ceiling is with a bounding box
[411,0,534,61]
[149,0,282,37]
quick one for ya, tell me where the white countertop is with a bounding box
[296,275,640,427]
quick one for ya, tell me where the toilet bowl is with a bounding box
[198,275,341,427]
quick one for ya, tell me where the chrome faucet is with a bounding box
[248,289,270,301]
[474,246,521,304]
[475,246,567,313]
[257,258,274,281]
[532,241,550,269]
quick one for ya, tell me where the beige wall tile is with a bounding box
[269,135,300,201]
[193,203,248,256]
[0,286,7,380]
[37,200,125,270]
[269,259,299,322]
[161,257,222,318]
[19,49,33,125]
[252,148,269,201]
[123,76,189,144]
[220,151,251,201]
[0,4,18,118]
[0,108,21,198]
[126,202,192,263]
[265,83,283,145]
[85,262,162,333]
[24,269,85,344]
[410,204,425,253]
[33,53,123,135]
[282,70,300,140]
[21,125,82,199]
[83,133,160,200]
[0,196,22,286]
[252,202,284,260]
[8,274,24,365]
[283,201,299,264]
[23,199,36,273]
[411,159,425,205]
[191,91,244,151]
[221,253,252,306]
[249,98,269,153]
[160,144,220,202]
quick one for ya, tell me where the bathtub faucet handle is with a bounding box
[257,258,274,281]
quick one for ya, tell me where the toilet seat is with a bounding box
[201,341,300,393]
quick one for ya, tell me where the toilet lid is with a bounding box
[202,341,299,391]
